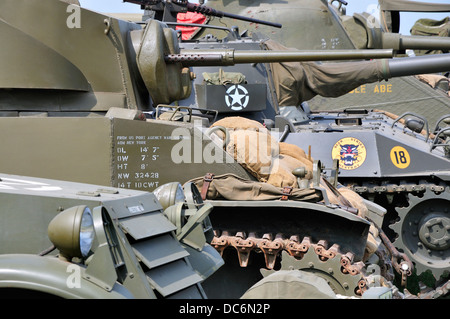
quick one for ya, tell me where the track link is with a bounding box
[211,231,369,296]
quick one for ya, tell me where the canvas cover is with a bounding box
[411,17,450,55]
[211,117,312,188]
[379,0,450,12]
[202,68,247,85]
[263,39,389,107]
[415,74,449,95]
[411,17,450,37]
[196,117,369,217]
[186,173,323,202]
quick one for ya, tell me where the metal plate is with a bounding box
[132,234,189,269]
[119,212,176,240]
[145,259,203,297]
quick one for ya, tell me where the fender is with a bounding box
[0,254,133,299]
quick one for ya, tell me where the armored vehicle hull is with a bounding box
[0,112,393,298]
[279,109,450,281]
[188,0,450,126]
[170,11,450,286]
[0,173,222,299]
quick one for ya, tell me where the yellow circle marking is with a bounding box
[331,137,367,170]
[390,146,410,169]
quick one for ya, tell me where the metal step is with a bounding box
[145,259,203,297]
[119,211,176,240]
[119,210,205,298]
[132,233,189,269]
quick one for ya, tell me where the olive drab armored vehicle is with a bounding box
[185,0,450,127]
[0,0,393,299]
[304,0,450,128]
[277,109,450,285]
[2,0,450,298]
[134,0,450,291]
[0,173,223,299]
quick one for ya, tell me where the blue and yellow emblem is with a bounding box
[332,137,367,170]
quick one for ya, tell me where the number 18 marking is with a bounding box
[390,146,411,169]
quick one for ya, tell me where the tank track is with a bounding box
[349,179,450,280]
[211,232,372,297]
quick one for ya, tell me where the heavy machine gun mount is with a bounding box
[123,0,282,28]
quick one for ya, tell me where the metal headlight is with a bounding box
[153,182,186,210]
[48,205,95,260]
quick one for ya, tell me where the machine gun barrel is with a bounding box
[165,49,394,66]
[185,3,282,28]
[124,0,282,28]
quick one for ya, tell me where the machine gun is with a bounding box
[123,0,282,28]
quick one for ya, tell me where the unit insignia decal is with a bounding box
[332,137,367,170]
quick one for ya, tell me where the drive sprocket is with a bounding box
[261,249,368,297]
[390,187,450,280]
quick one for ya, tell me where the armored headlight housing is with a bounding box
[48,205,95,260]
[153,182,186,210]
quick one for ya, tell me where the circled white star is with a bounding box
[225,85,249,111]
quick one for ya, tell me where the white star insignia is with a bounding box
[225,85,249,111]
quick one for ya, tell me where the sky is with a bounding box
[79,0,450,35]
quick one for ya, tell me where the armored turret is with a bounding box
[187,0,450,53]
[2,1,449,112]
[182,0,450,126]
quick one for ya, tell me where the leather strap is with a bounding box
[281,186,293,201]
[201,173,215,200]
